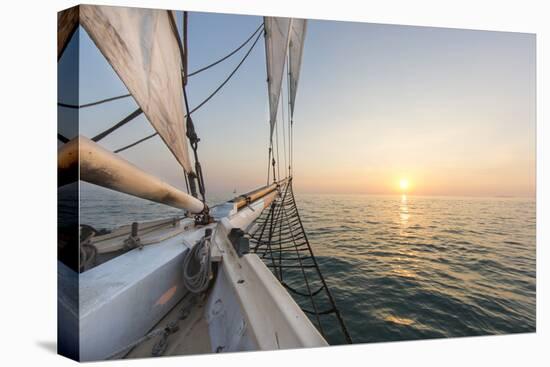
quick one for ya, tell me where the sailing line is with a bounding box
[57,23,263,110]
[112,28,264,154]
[91,108,143,142]
[281,71,288,178]
[114,132,157,153]
[186,30,263,115]
[250,180,353,343]
[187,23,264,77]
[57,93,132,109]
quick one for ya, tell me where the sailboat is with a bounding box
[57,4,351,361]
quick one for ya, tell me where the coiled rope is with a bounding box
[182,228,214,293]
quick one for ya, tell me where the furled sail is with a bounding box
[264,17,291,141]
[79,5,193,173]
[288,19,307,117]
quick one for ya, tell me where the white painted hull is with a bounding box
[58,191,326,361]
[207,217,327,352]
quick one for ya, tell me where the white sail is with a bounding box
[264,17,291,141]
[288,19,307,117]
[80,5,193,173]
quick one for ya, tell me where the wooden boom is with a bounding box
[231,177,290,210]
[58,135,205,214]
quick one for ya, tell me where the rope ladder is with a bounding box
[249,179,353,344]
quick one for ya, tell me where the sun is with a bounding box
[399,178,410,191]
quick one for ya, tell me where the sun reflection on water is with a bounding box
[385,315,415,326]
[400,194,410,230]
[392,267,417,279]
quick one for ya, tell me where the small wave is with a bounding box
[368,250,399,258]
[421,243,448,252]
[453,240,472,245]
[503,240,524,246]
[474,258,504,268]
[391,268,417,279]
[484,230,506,236]
[442,229,464,235]
[384,315,415,326]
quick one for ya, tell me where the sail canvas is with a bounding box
[264,17,291,141]
[79,5,193,173]
[288,19,307,117]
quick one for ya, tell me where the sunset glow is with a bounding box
[399,178,410,192]
[72,16,536,198]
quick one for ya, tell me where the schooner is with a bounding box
[58,4,351,361]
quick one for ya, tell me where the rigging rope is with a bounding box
[111,28,264,154]
[59,20,263,155]
[249,180,353,344]
[275,117,280,182]
[280,69,288,178]
[186,29,263,116]
[113,131,157,153]
[187,23,264,77]
[57,23,263,110]
[182,11,189,85]
[287,52,294,177]
[91,107,143,142]
[57,93,132,109]
[266,145,272,185]
[182,11,209,207]
[184,88,207,202]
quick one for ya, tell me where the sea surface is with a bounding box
[81,184,536,345]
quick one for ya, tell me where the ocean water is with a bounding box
[80,185,536,344]
[297,194,536,344]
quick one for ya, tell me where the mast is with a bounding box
[258,17,353,344]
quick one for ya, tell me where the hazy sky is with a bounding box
[58,10,535,198]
